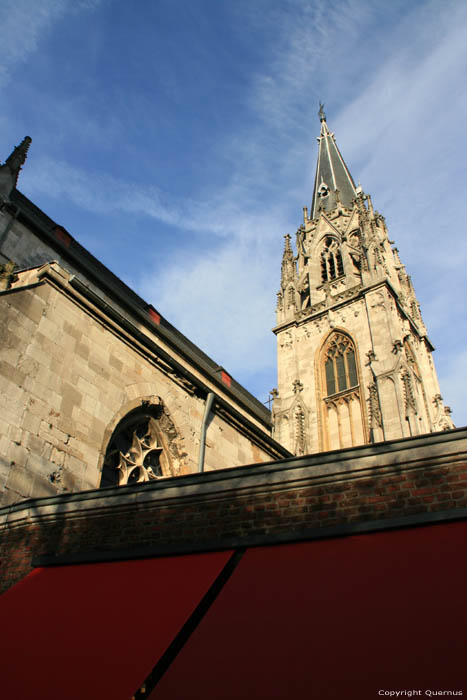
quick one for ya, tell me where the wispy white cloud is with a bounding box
[23,152,298,249]
[23,158,182,227]
[335,2,467,190]
[0,0,103,87]
[22,155,287,391]
[140,242,278,378]
[22,156,285,240]
[0,0,63,77]
[14,0,467,419]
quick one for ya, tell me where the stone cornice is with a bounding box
[273,278,436,349]
[1,428,465,530]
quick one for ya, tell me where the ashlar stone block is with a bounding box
[7,465,34,498]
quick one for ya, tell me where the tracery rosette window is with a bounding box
[321,332,365,450]
[100,409,170,487]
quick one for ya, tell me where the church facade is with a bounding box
[0,114,465,699]
[0,138,289,506]
[273,106,454,454]
[0,108,456,506]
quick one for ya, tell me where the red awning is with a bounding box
[0,550,232,699]
[150,521,467,700]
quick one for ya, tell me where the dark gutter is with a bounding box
[10,189,272,426]
[65,274,285,453]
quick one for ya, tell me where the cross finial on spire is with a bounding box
[318,102,326,122]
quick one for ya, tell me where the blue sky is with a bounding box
[2,0,466,425]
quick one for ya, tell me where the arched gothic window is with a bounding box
[320,237,344,283]
[324,334,358,396]
[100,407,171,487]
[320,332,366,450]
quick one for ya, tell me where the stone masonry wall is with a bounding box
[0,266,280,506]
[0,429,465,593]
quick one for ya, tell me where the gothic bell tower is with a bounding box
[272,105,454,455]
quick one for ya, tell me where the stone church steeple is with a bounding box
[273,107,454,454]
[311,103,357,218]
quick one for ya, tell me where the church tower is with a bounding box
[272,105,454,455]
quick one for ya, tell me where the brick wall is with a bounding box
[1,428,466,593]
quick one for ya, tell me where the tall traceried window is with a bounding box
[324,335,358,396]
[320,237,344,283]
[320,332,366,450]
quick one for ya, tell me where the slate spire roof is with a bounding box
[310,106,357,219]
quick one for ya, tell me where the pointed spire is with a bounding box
[5,136,32,186]
[0,136,32,204]
[281,233,296,285]
[310,108,356,219]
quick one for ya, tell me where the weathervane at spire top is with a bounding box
[318,102,326,122]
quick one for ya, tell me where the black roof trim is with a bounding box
[10,189,272,426]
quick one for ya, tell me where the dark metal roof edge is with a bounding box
[32,507,467,567]
[10,189,271,424]
[67,274,276,435]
